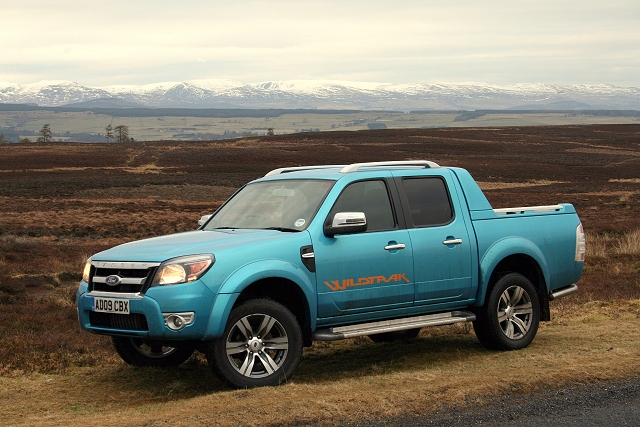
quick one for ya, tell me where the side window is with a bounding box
[329,180,396,232]
[401,177,453,227]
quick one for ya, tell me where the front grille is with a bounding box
[89,261,160,294]
[89,312,149,331]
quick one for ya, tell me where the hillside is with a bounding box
[1,79,639,110]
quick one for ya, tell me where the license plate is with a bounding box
[93,297,130,314]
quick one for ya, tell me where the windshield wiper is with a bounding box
[262,227,301,233]
[211,226,241,230]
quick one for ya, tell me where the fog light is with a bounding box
[163,312,195,331]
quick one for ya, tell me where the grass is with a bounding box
[0,299,638,426]
[0,227,637,426]
[586,229,640,258]
[1,110,639,141]
[0,125,639,425]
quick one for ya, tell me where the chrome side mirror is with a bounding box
[324,212,367,237]
[198,215,212,227]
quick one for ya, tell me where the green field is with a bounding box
[1,109,639,142]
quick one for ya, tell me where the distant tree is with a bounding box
[114,125,129,143]
[19,137,32,143]
[105,124,114,142]
[267,128,274,136]
[0,134,9,144]
[37,124,53,142]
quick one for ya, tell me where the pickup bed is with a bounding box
[76,160,585,388]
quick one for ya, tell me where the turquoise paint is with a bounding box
[77,164,583,343]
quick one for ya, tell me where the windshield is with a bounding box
[204,179,334,231]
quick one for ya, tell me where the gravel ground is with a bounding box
[343,377,640,427]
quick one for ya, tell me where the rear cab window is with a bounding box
[399,177,454,228]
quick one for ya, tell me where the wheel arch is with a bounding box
[203,260,316,344]
[234,278,313,346]
[476,238,551,321]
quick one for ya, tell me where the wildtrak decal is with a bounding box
[324,273,410,291]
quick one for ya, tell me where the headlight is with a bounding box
[152,254,215,286]
[82,258,92,283]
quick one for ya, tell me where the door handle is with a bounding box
[442,238,463,245]
[384,243,406,251]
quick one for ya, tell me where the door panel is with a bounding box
[315,230,414,317]
[314,178,414,318]
[397,175,473,304]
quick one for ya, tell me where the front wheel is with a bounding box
[112,337,196,367]
[473,273,540,351]
[207,299,303,388]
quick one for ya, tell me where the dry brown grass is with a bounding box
[586,229,640,258]
[476,180,565,190]
[616,229,640,255]
[0,299,638,427]
[0,125,639,425]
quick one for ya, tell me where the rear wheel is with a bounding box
[112,337,196,367]
[473,273,540,350]
[207,299,303,388]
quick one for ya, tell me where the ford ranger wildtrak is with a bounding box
[76,160,585,388]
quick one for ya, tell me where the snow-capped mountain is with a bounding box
[0,79,638,110]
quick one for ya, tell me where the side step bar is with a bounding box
[549,283,578,301]
[312,310,476,341]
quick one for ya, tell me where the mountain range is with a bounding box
[1,79,638,111]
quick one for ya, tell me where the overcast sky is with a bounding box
[1,0,639,87]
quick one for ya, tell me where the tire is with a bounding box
[473,273,540,351]
[112,337,196,367]
[369,328,421,343]
[207,299,303,389]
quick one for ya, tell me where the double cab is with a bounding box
[76,160,585,388]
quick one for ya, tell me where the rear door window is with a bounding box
[401,177,453,227]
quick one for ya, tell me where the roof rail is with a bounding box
[264,165,346,177]
[264,160,440,177]
[340,160,440,173]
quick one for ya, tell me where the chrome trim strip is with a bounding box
[87,291,144,299]
[91,261,161,269]
[549,284,578,301]
[384,243,406,250]
[313,311,476,341]
[162,312,195,325]
[340,160,440,173]
[93,276,146,285]
[494,205,563,215]
[264,165,346,176]
[442,238,463,245]
[264,160,441,176]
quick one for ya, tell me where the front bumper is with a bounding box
[76,280,216,340]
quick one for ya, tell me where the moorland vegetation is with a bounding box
[0,125,638,426]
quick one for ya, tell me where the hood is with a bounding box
[92,229,300,262]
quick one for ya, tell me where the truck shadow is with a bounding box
[296,332,485,383]
[96,330,485,399]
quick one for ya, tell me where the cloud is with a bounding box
[0,0,638,86]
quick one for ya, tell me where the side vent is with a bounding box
[300,246,315,272]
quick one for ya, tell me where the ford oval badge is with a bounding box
[105,275,122,286]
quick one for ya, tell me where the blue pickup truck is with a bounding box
[76,160,585,388]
